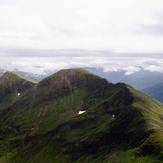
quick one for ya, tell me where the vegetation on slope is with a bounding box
[0,68,162,163]
[0,72,36,109]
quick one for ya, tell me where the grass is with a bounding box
[0,71,36,110]
[0,93,18,110]
[12,72,38,84]
[0,69,162,162]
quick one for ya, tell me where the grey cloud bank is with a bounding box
[0,0,163,75]
[0,0,163,52]
[1,54,163,76]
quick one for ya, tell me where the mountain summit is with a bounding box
[39,68,107,89]
[0,69,162,163]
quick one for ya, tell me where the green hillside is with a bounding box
[0,68,162,163]
[0,72,36,109]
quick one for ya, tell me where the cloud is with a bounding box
[0,0,163,75]
[1,55,163,76]
[0,0,163,52]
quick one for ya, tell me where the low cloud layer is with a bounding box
[0,0,163,74]
[1,55,163,76]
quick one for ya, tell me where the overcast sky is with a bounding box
[0,0,163,74]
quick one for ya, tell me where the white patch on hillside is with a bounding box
[78,110,86,115]
[112,114,115,119]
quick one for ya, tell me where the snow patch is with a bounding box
[78,110,86,115]
[112,114,115,119]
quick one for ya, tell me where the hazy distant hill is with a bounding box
[16,70,47,81]
[0,68,162,163]
[88,67,163,90]
[143,83,163,102]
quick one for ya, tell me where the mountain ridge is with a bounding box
[0,68,162,162]
[0,71,36,110]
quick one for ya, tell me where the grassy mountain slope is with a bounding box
[0,72,36,109]
[143,83,163,102]
[0,69,162,163]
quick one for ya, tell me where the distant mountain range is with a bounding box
[1,67,163,103]
[88,67,163,102]
[143,83,163,102]
[0,68,162,162]
[2,67,163,90]
[88,67,163,90]
[2,67,163,103]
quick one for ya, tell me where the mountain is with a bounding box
[143,83,163,102]
[88,67,163,90]
[15,70,48,81]
[0,68,162,163]
[0,72,37,109]
[0,69,5,77]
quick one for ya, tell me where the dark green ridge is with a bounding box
[0,68,162,163]
[0,71,36,110]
